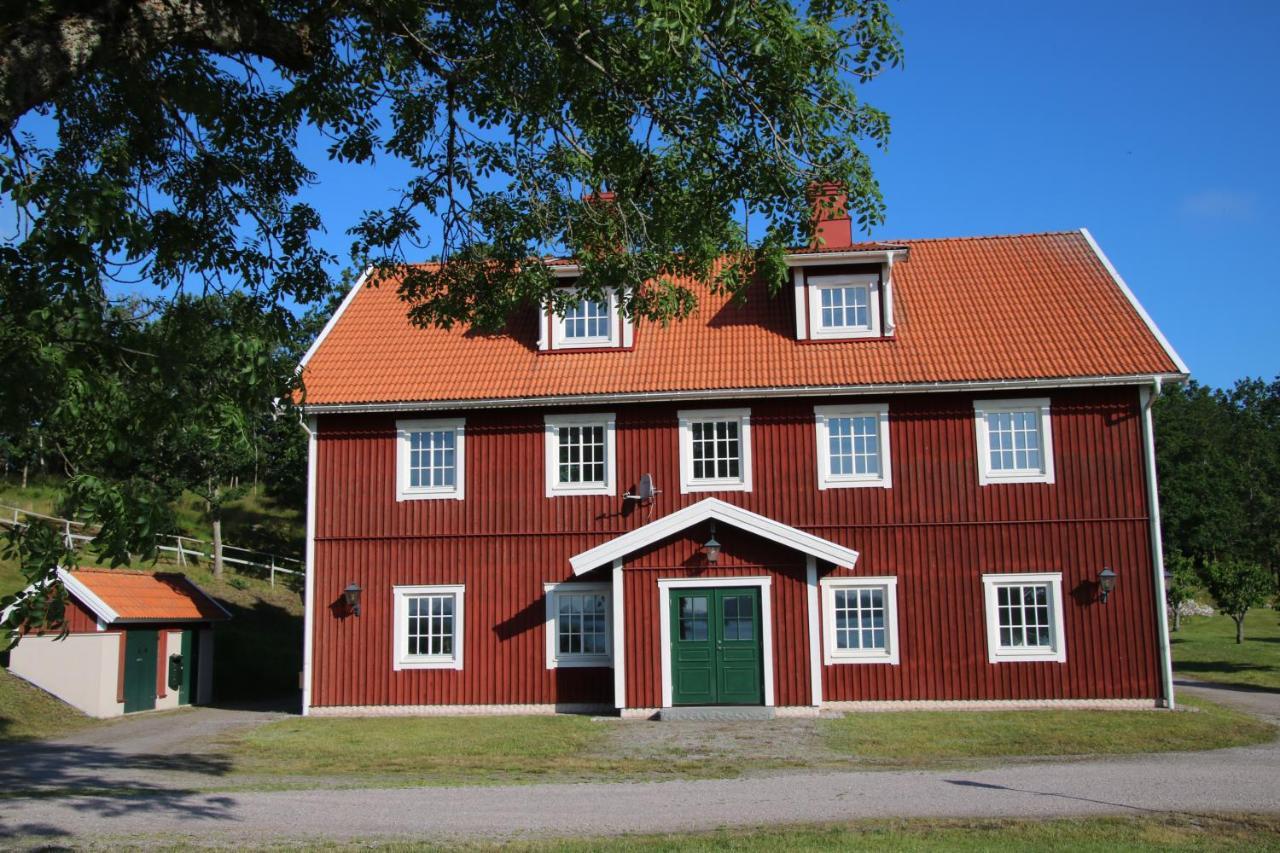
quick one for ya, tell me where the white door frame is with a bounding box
[657,576,775,708]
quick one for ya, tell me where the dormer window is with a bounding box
[559,295,613,343]
[539,276,633,351]
[807,274,881,340]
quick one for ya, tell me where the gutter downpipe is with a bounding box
[299,412,318,716]
[1140,378,1175,709]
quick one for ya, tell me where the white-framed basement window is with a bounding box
[981,572,1065,663]
[551,289,621,349]
[393,584,465,670]
[807,273,881,340]
[396,418,465,501]
[973,398,1054,485]
[544,413,617,497]
[815,403,892,489]
[821,576,900,664]
[677,408,752,493]
[544,582,612,668]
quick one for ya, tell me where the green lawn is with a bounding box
[0,667,99,742]
[1172,610,1280,691]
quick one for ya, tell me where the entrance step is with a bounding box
[658,706,776,722]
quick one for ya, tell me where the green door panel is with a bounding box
[123,630,158,713]
[670,587,764,706]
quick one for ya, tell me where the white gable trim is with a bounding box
[296,266,374,374]
[569,498,859,575]
[1079,228,1189,376]
[56,568,120,625]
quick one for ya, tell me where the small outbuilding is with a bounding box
[8,568,230,717]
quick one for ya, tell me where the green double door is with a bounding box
[670,587,764,706]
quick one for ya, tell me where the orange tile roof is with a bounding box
[68,570,229,623]
[300,231,1183,406]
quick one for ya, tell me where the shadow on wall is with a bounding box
[211,596,303,703]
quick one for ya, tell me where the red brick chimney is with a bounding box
[807,182,852,249]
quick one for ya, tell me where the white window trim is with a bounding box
[981,572,1066,664]
[973,398,1055,486]
[543,413,617,497]
[814,403,892,489]
[544,582,613,669]
[677,408,753,494]
[395,418,466,501]
[807,273,882,340]
[657,576,774,708]
[820,576,900,665]
[392,584,465,671]
[550,288,622,350]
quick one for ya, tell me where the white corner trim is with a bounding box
[814,403,892,489]
[820,575,901,665]
[882,255,896,337]
[392,584,465,671]
[56,569,120,625]
[657,576,774,708]
[981,572,1066,664]
[543,413,617,497]
[1079,228,1189,376]
[677,408,753,494]
[792,267,808,340]
[973,397,1055,486]
[543,581,613,669]
[569,497,859,575]
[612,559,626,709]
[301,416,317,715]
[297,266,373,374]
[395,418,466,501]
[1141,384,1176,709]
[805,557,822,706]
[806,273,882,340]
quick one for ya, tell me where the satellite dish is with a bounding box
[624,473,662,503]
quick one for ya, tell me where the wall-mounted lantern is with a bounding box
[1097,568,1117,604]
[343,583,363,617]
[702,521,721,565]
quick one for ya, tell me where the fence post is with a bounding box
[177,536,187,567]
[270,556,276,587]
[64,520,73,550]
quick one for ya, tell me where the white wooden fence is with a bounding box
[0,503,303,587]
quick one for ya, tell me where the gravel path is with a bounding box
[1,685,1276,846]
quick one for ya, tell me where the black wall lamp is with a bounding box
[1097,568,1117,604]
[344,583,363,616]
[703,521,721,564]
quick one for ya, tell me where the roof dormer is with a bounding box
[537,264,633,352]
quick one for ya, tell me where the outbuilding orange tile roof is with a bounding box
[66,570,230,623]
[300,230,1184,407]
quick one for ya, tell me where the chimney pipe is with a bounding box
[807,182,852,249]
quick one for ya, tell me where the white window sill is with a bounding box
[826,650,899,665]
[548,483,614,497]
[393,657,463,671]
[978,471,1053,486]
[681,479,750,494]
[396,489,464,502]
[820,476,891,490]
[546,656,614,670]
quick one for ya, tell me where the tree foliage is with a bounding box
[1203,558,1273,644]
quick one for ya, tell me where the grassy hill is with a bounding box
[0,475,305,703]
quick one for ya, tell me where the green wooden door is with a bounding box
[178,630,194,706]
[123,630,158,713]
[670,588,763,706]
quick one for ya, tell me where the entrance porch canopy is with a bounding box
[569,498,859,574]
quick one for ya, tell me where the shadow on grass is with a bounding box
[1173,676,1280,696]
[1174,660,1278,680]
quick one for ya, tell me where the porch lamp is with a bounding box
[343,583,363,617]
[1097,568,1117,604]
[703,521,722,565]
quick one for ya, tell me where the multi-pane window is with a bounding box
[679,409,752,492]
[815,404,892,489]
[544,414,616,496]
[678,595,709,641]
[721,594,755,641]
[819,284,870,329]
[563,298,611,340]
[396,419,465,500]
[974,399,1054,485]
[822,577,899,664]
[544,583,612,667]
[393,585,465,669]
[981,573,1064,663]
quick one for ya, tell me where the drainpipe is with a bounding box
[1140,378,1175,709]
[298,411,318,716]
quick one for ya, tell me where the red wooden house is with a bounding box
[296,204,1186,717]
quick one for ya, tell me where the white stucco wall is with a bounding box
[8,632,124,718]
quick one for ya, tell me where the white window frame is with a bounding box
[396,418,466,501]
[550,288,621,350]
[543,413,617,497]
[814,403,892,489]
[973,398,1055,486]
[392,584,465,671]
[807,273,881,340]
[820,576,900,665]
[544,582,613,669]
[981,572,1066,663]
[677,408,753,494]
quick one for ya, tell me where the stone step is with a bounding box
[658,706,776,722]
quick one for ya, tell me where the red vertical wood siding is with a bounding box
[312,386,1160,707]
